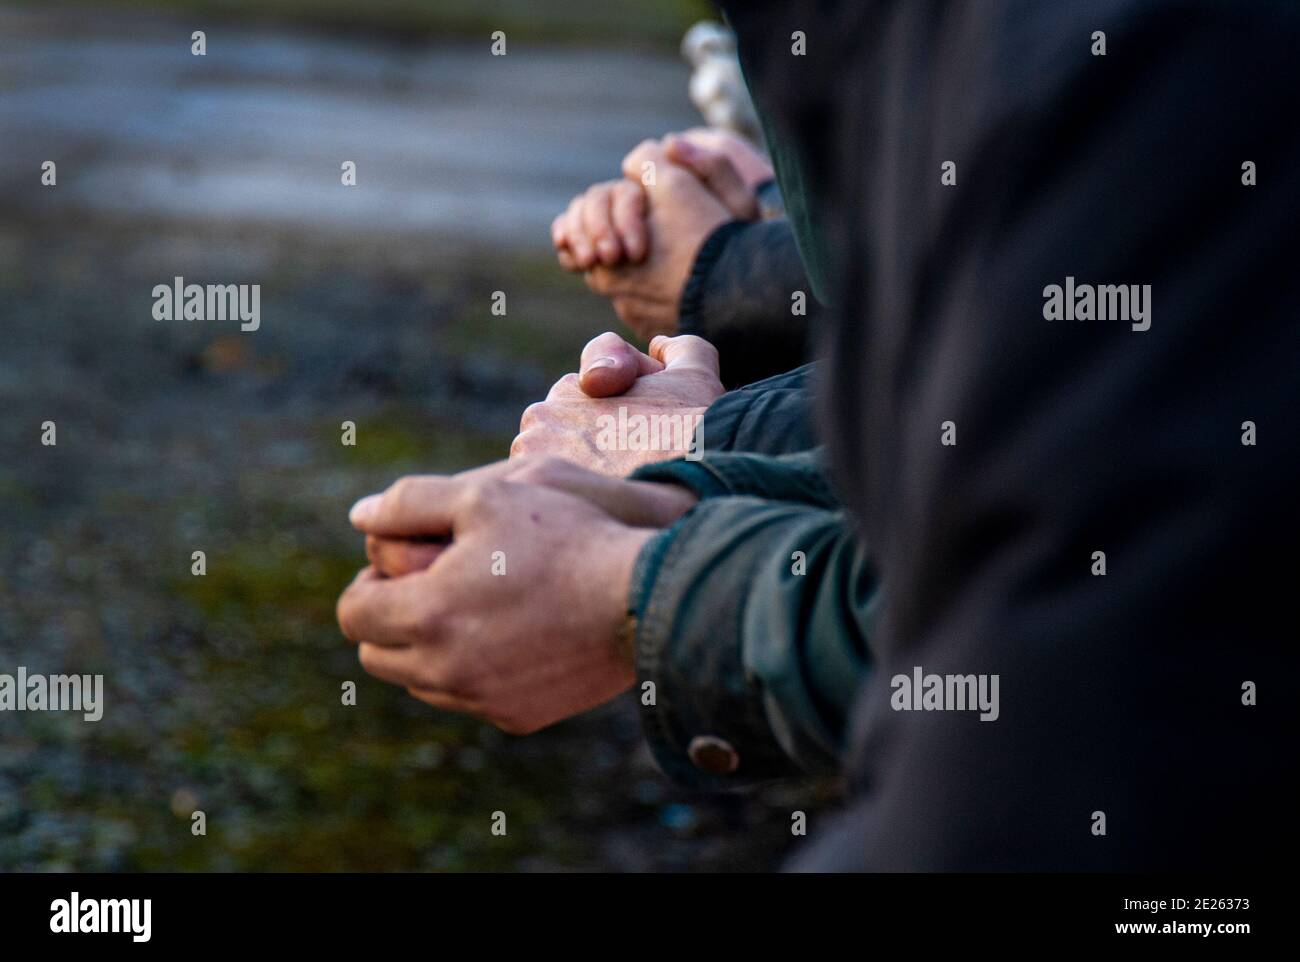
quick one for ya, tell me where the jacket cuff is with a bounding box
[626,500,828,790]
[628,459,730,501]
[631,449,837,508]
[677,219,750,338]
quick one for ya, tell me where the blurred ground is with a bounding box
[0,5,708,248]
[0,3,842,871]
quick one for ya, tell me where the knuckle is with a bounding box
[534,455,569,480]
[336,604,355,641]
[384,476,415,513]
[613,180,641,205]
[513,454,567,487]
[679,334,717,356]
[505,454,537,481]
[622,141,654,171]
[519,401,544,430]
[432,655,476,697]
[586,329,621,350]
[411,659,447,692]
[583,183,611,211]
[407,600,445,647]
[546,372,580,400]
[336,590,362,641]
[456,477,502,520]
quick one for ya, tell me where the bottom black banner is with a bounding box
[0,872,1273,948]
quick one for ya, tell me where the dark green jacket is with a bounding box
[620,9,878,791]
[629,447,877,789]
[625,354,879,790]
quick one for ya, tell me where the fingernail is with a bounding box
[349,494,380,527]
[588,356,618,370]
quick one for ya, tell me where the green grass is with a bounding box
[327,408,509,471]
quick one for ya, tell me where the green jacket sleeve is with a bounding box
[627,450,878,790]
[699,363,817,458]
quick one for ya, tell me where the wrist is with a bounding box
[626,480,699,527]
[595,524,657,669]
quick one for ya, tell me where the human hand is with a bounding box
[361,455,698,578]
[551,129,759,317]
[509,332,723,476]
[571,141,738,339]
[552,178,649,271]
[339,459,697,732]
[672,127,774,192]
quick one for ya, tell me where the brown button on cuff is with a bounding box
[687,735,740,775]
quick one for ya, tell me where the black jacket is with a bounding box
[680,215,817,389]
[715,0,1300,870]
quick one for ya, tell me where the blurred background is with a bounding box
[0,0,841,870]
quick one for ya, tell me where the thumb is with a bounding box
[348,460,518,535]
[579,331,664,398]
[648,334,720,377]
[664,135,759,220]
